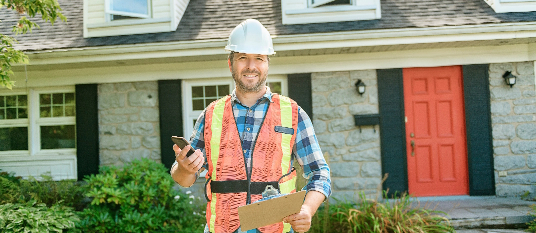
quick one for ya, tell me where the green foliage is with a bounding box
[309,192,454,233]
[527,204,536,232]
[0,200,79,232]
[0,177,23,205]
[0,169,22,185]
[0,0,66,89]
[17,173,88,210]
[77,158,205,232]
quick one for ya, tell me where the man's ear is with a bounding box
[228,59,232,72]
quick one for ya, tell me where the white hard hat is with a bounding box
[225,19,275,55]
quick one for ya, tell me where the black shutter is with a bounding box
[158,80,183,169]
[377,68,408,196]
[288,73,313,119]
[463,64,495,195]
[76,84,99,180]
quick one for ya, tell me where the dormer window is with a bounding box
[105,0,151,20]
[310,0,351,7]
[282,0,381,25]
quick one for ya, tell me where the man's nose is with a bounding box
[246,58,256,70]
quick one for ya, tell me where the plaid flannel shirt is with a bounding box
[174,87,331,198]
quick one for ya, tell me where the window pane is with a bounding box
[205,86,217,97]
[53,93,64,105]
[218,85,230,96]
[192,99,204,111]
[41,125,76,149]
[65,106,75,116]
[40,107,51,118]
[40,94,51,105]
[18,108,28,119]
[17,95,27,107]
[110,0,148,15]
[268,82,282,94]
[0,127,28,151]
[206,98,217,107]
[0,96,4,107]
[6,108,16,119]
[0,109,4,119]
[53,106,63,117]
[65,93,75,105]
[192,86,203,98]
[6,96,16,107]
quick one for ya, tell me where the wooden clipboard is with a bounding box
[238,191,306,231]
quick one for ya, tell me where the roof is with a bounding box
[2,0,536,51]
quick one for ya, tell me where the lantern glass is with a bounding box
[508,76,516,85]
[358,85,365,94]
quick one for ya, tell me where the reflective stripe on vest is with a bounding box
[205,94,298,233]
[209,96,228,231]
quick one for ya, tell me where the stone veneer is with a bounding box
[490,62,536,198]
[98,82,161,166]
[311,70,382,201]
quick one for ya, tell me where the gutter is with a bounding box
[24,22,536,65]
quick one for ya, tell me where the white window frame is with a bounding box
[282,0,381,25]
[181,75,288,140]
[484,0,536,13]
[105,0,152,20]
[0,86,76,157]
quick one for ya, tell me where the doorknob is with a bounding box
[410,140,415,157]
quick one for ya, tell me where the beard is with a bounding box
[232,67,268,93]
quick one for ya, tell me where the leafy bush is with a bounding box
[0,177,22,205]
[309,192,454,233]
[77,158,205,232]
[527,204,536,232]
[0,169,22,185]
[17,173,88,210]
[0,200,79,232]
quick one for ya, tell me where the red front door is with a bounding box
[403,66,468,197]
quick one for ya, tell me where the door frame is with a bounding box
[377,64,495,197]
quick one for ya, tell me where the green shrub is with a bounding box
[17,173,88,210]
[527,204,536,232]
[0,177,22,205]
[310,192,454,233]
[0,169,22,185]
[77,158,205,232]
[0,200,79,232]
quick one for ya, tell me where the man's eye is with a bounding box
[256,57,265,61]
[238,56,246,60]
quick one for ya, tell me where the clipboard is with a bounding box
[238,190,306,231]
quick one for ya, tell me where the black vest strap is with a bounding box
[210,180,279,194]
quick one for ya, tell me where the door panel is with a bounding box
[403,66,468,196]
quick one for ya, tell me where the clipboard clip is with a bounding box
[261,185,280,199]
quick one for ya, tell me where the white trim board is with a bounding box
[22,22,536,66]
[9,43,535,87]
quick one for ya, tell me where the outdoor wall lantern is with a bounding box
[355,79,366,95]
[502,71,517,88]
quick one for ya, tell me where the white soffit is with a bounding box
[25,22,536,65]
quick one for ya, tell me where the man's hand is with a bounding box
[173,144,204,174]
[282,205,313,233]
[171,144,203,187]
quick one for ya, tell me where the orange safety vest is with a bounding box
[204,94,298,233]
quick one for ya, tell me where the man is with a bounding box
[170,19,331,233]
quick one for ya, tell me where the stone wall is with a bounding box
[311,70,382,201]
[98,81,161,166]
[490,62,536,198]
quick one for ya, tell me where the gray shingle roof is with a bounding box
[2,0,536,51]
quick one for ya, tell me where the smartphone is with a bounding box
[171,136,196,157]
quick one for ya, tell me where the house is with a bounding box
[1,0,536,201]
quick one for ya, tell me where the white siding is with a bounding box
[87,0,106,24]
[486,0,536,13]
[281,0,381,25]
[173,0,190,30]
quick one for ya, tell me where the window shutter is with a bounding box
[75,84,99,180]
[377,68,408,197]
[463,64,495,196]
[288,73,312,120]
[158,80,183,169]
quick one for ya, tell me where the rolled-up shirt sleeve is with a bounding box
[170,110,207,180]
[293,107,332,199]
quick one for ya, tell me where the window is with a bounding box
[182,76,288,139]
[282,0,381,25]
[310,0,351,7]
[484,0,536,13]
[0,88,76,156]
[105,0,151,20]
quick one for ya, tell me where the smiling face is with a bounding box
[229,52,269,94]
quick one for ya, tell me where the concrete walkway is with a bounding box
[413,196,536,231]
